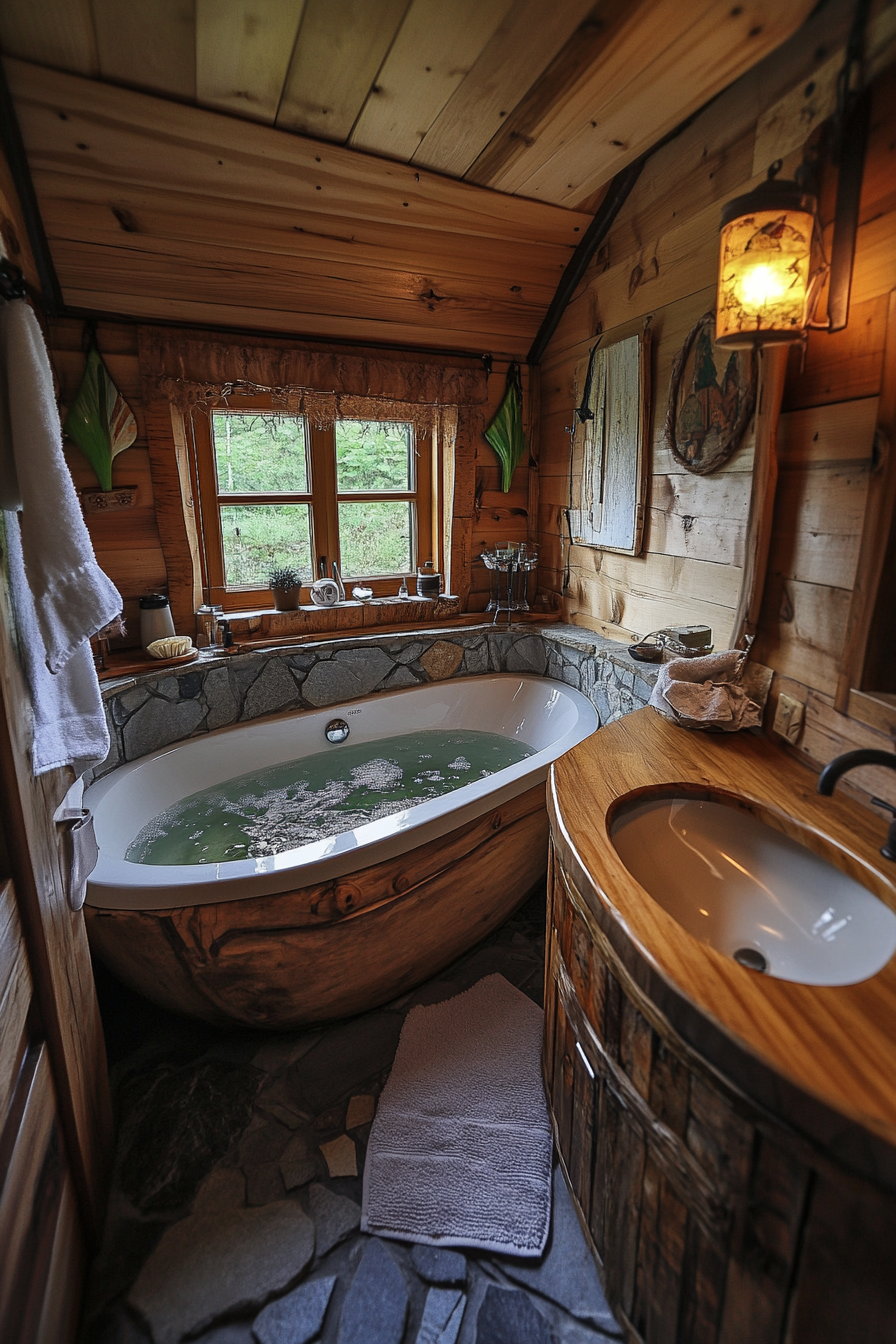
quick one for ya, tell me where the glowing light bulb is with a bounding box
[738,261,789,311]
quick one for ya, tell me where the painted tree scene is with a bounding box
[666,313,756,475]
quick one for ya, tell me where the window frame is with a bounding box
[191,395,437,611]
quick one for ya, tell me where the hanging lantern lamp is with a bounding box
[715,174,819,349]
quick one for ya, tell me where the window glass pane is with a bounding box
[212,413,309,493]
[335,421,411,492]
[220,504,312,587]
[338,501,412,576]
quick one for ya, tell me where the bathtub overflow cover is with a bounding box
[733,947,768,973]
[325,718,350,744]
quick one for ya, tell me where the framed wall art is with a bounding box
[569,329,650,556]
[665,311,756,475]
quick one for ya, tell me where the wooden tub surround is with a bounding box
[87,784,547,1029]
[545,708,896,1344]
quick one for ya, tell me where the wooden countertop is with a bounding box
[550,708,896,1190]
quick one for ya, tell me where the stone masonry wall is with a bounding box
[94,625,660,782]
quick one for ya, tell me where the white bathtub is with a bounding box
[86,674,598,912]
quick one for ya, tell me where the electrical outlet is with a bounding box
[773,692,805,744]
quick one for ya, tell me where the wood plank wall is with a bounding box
[536,1,896,813]
[48,319,165,646]
[45,319,531,633]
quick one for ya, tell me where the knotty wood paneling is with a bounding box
[348,0,515,162]
[195,0,304,122]
[7,58,588,358]
[0,0,813,206]
[276,0,408,141]
[47,317,166,644]
[411,0,595,178]
[535,19,896,818]
[0,881,32,1124]
[91,0,196,101]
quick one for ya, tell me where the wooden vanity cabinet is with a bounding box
[544,843,896,1344]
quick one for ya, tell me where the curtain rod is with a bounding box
[58,304,504,367]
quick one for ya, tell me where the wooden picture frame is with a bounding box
[569,329,650,556]
[665,311,756,476]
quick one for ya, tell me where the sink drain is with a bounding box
[733,947,768,973]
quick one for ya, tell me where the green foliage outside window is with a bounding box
[211,415,415,586]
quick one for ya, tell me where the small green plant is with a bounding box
[268,565,302,592]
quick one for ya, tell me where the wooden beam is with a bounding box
[732,344,790,650]
[527,157,644,364]
[0,57,62,311]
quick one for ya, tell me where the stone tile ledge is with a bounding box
[91,622,659,782]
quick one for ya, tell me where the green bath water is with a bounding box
[126,729,534,866]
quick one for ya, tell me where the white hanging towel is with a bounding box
[0,299,120,774]
[1,301,121,671]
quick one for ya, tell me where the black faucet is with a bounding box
[817,749,896,860]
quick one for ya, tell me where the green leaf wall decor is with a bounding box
[63,338,137,491]
[485,362,526,493]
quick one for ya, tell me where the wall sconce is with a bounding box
[715,175,820,349]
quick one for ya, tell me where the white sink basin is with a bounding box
[611,796,896,986]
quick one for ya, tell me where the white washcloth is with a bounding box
[2,509,111,774]
[1,300,120,672]
[649,648,761,732]
[362,974,553,1256]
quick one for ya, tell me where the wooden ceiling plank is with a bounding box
[412,0,595,178]
[7,60,588,245]
[464,0,636,191]
[60,287,532,355]
[90,0,196,101]
[485,0,816,204]
[44,230,553,321]
[0,0,97,76]
[276,0,407,142]
[55,250,535,347]
[348,0,515,161]
[195,0,306,123]
[35,181,569,287]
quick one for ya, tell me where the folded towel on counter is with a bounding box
[1,300,120,673]
[649,649,761,732]
[2,509,111,774]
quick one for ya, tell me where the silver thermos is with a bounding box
[139,594,176,650]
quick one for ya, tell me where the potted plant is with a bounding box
[269,565,303,611]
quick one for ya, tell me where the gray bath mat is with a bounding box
[361,973,553,1256]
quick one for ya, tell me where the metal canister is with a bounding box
[416,561,441,598]
[139,594,175,650]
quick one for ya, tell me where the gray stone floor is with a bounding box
[84,890,623,1344]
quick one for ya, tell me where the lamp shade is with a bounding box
[716,180,817,348]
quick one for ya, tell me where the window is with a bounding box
[192,397,436,609]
